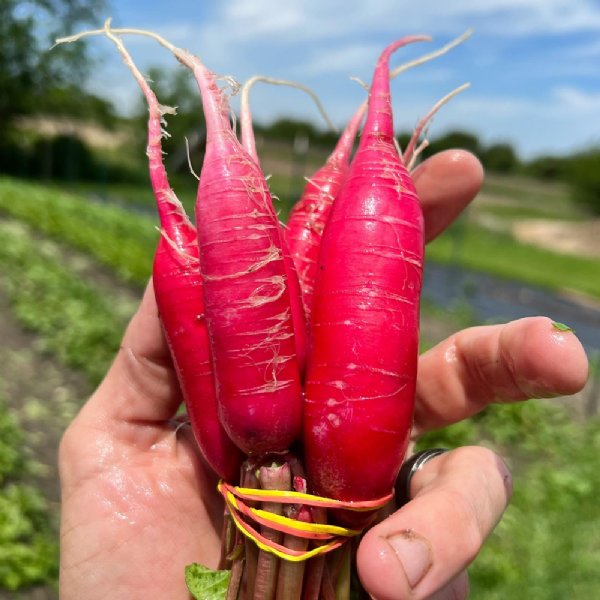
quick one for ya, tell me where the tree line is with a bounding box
[0,0,598,213]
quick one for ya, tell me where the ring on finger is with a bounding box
[395,447,449,506]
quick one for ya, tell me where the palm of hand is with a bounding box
[59,393,223,599]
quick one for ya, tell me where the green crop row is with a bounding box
[420,400,600,598]
[0,177,156,287]
[0,393,58,591]
[0,220,129,386]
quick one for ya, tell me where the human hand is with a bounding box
[58,150,588,599]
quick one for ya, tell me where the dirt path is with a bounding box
[0,286,91,505]
[512,218,600,260]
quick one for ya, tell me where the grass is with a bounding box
[0,392,58,591]
[478,202,584,222]
[420,400,600,599]
[427,217,600,300]
[0,177,156,287]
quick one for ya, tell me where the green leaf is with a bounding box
[185,563,230,600]
[552,321,574,332]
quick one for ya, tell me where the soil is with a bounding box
[512,218,600,260]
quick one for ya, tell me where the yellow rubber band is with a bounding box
[224,482,393,511]
[252,507,360,537]
[226,490,360,537]
[218,479,392,562]
[225,496,344,562]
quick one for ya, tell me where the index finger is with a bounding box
[413,316,589,436]
[412,149,484,242]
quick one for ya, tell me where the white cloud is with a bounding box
[553,86,600,112]
[203,0,600,46]
[223,1,307,38]
[300,42,383,76]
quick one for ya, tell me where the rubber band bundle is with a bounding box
[219,481,393,562]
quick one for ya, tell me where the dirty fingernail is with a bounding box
[385,529,432,588]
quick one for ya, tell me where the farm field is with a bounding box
[0,172,599,599]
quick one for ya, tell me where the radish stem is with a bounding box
[403,82,470,168]
[240,75,336,162]
[252,463,292,600]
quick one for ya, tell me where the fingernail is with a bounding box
[385,529,432,588]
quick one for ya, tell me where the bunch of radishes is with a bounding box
[58,21,467,599]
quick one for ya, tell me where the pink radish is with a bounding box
[285,103,366,318]
[303,35,429,508]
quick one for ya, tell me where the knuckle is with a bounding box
[439,486,485,564]
[441,446,513,554]
[446,446,513,505]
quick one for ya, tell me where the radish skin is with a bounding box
[238,75,336,378]
[285,102,366,318]
[303,36,428,507]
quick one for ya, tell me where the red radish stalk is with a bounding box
[303,35,429,512]
[98,24,244,481]
[253,463,291,600]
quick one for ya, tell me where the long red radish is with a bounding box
[190,63,304,456]
[303,35,429,508]
[116,28,304,456]
[98,25,244,481]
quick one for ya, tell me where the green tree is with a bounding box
[424,129,482,157]
[481,143,519,173]
[0,0,106,129]
[568,147,600,214]
[525,155,569,180]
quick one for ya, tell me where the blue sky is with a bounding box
[81,0,600,159]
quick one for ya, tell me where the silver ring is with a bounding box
[395,448,449,506]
